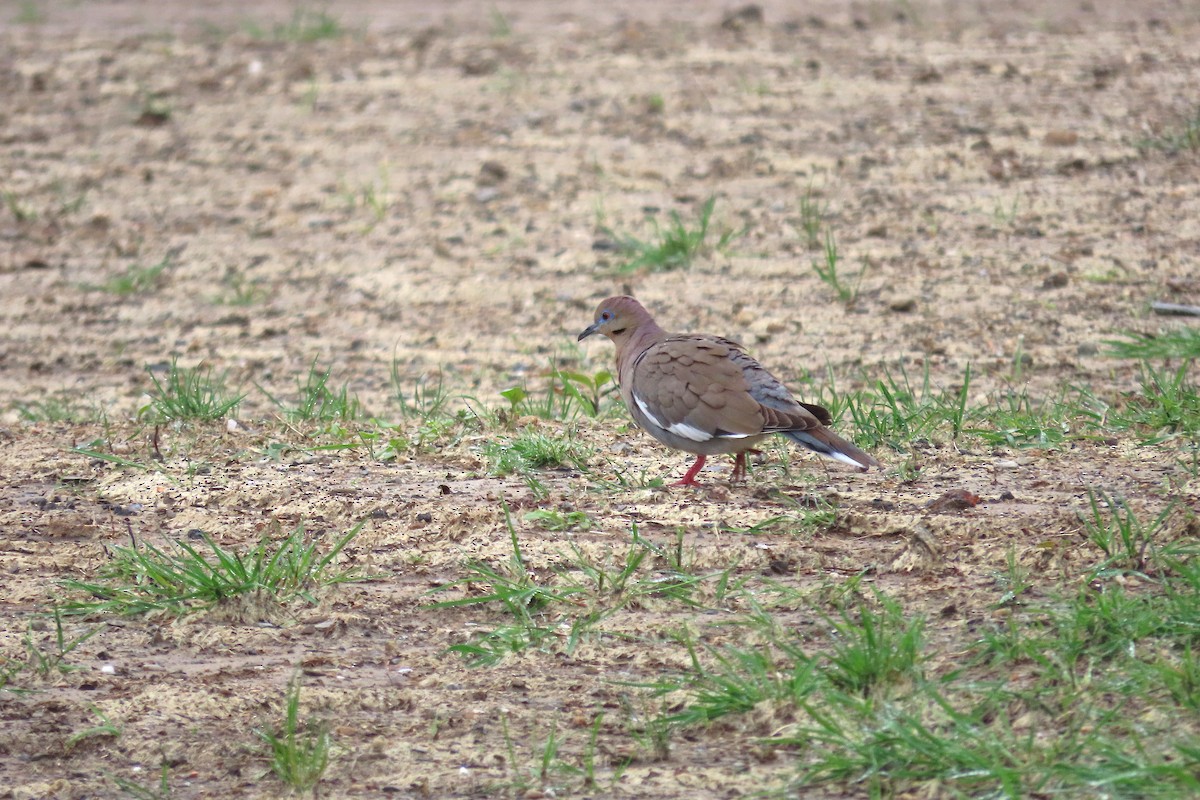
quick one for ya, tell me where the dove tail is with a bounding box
[784,429,879,472]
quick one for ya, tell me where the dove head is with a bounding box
[577,296,658,349]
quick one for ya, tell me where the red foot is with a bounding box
[730,449,762,482]
[731,453,747,482]
[670,455,707,487]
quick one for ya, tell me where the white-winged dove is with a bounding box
[578,296,879,486]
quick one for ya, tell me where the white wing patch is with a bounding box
[634,394,673,432]
[634,394,753,443]
[665,420,715,442]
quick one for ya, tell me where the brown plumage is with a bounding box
[577,295,878,486]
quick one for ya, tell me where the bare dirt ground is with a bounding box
[2,1,1200,797]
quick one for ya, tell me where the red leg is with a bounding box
[671,455,707,487]
[730,449,761,482]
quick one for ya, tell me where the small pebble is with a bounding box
[1043,129,1079,146]
[1042,271,1069,288]
[477,160,508,186]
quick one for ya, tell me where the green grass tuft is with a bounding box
[13,394,93,423]
[429,507,579,666]
[500,364,616,422]
[215,269,267,306]
[811,230,866,304]
[842,361,971,450]
[245,6,344,42]
[66,705,122,749]
[604,196,740,274]
[797,180,826,250]
[3,606,103,692]
[261,360,362,423]
[60,523,366,617]
[1106,329,1200,361]
[391,367,452,421]
[256,676,333,794]
[1138,106,1200,154]
[87,254,174,295]
[2,188,37,221]
[823,592,926,696]
[143,359,244,422]
[483,430,592,476]
[111,762,173,799]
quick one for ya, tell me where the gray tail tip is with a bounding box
[785,430,879,472]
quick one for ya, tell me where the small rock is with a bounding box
[477,160,508,187]
[461,53,498,76]
[912,66,942,84]
[888,297,917,312]
[1057,158,1088,175]
[721,4,764,31]
[1042,271,1069,289]
[134,108,170,128]
[474,187,500,204]
[1043,129,1079,146]
[925,489,982,512]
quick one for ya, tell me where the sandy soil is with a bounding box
[2,1,1199,797]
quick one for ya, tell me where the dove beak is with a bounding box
[577,322,601,342]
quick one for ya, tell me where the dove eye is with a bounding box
[600,310,612,321]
